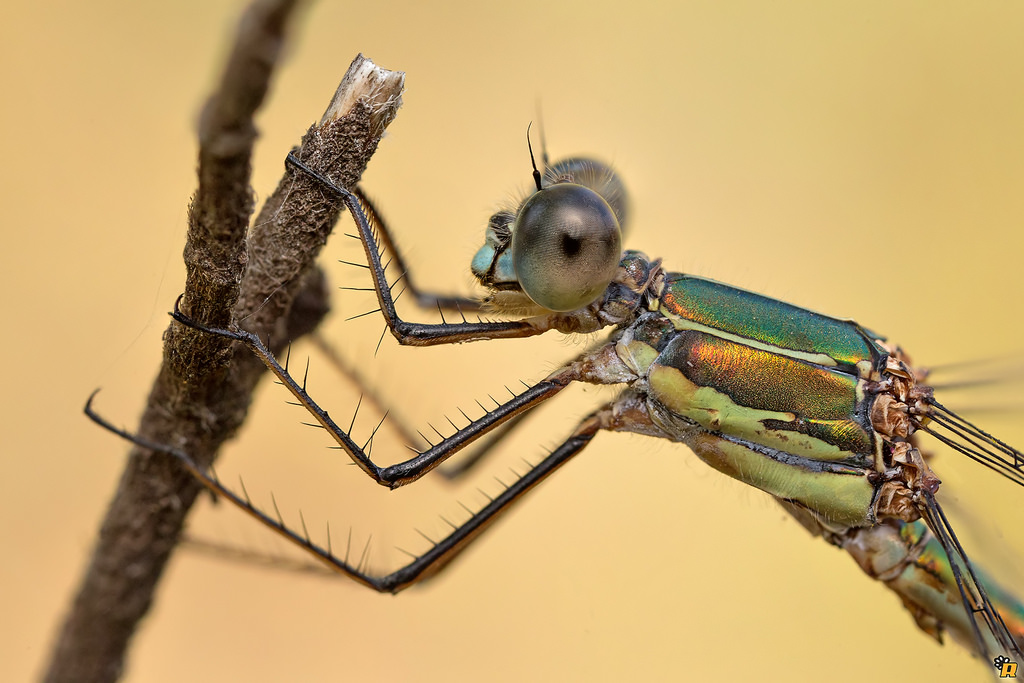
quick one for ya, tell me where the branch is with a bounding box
[43,1,404,680]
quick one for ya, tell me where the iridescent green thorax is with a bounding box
[659,274,885,378]
[598,267,900,529]
[654,330,875,460]
[638,271,888,470]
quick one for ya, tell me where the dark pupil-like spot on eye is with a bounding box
[561,233,582,258]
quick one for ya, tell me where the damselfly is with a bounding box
[88,138,1024,674]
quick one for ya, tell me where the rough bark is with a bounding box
[43,1,404,680]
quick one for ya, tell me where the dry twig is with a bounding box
[44,1,404,680]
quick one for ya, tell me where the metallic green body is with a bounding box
[612,273,890,528]
[604,271,1024,654]
[467,164,1024,661]
[659,274,884,376]
[651,331,875,462]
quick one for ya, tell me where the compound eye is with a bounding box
[511,183,622,312]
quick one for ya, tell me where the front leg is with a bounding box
[288,152,549,345]
[171,300,583,487]
[353,189,487,314]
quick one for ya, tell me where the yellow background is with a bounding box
[4,1,1023,681]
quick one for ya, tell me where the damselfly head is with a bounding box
[471,158,629,314]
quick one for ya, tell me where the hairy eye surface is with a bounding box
[511,183,622,312]
[546,158,629,233]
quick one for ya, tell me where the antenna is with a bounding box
[526,122,543,192]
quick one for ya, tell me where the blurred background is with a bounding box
[4,1,1024,681]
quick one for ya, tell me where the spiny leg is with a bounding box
[173,301,610,488]
[287,151,554,346]
[312,327,537,480]
[352,189,485,314]
[918,492,1024,660]
[313,190,533,456]
[305,331,423,449]
[308,328,617,482]
[436,413,531,481]
[325,186,498,448]
[918,398,1024,488]
[309,328,536,476]
[85,392,623,593]
[437,332,619,481]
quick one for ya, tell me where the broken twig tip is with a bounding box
[321,54,405,135]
